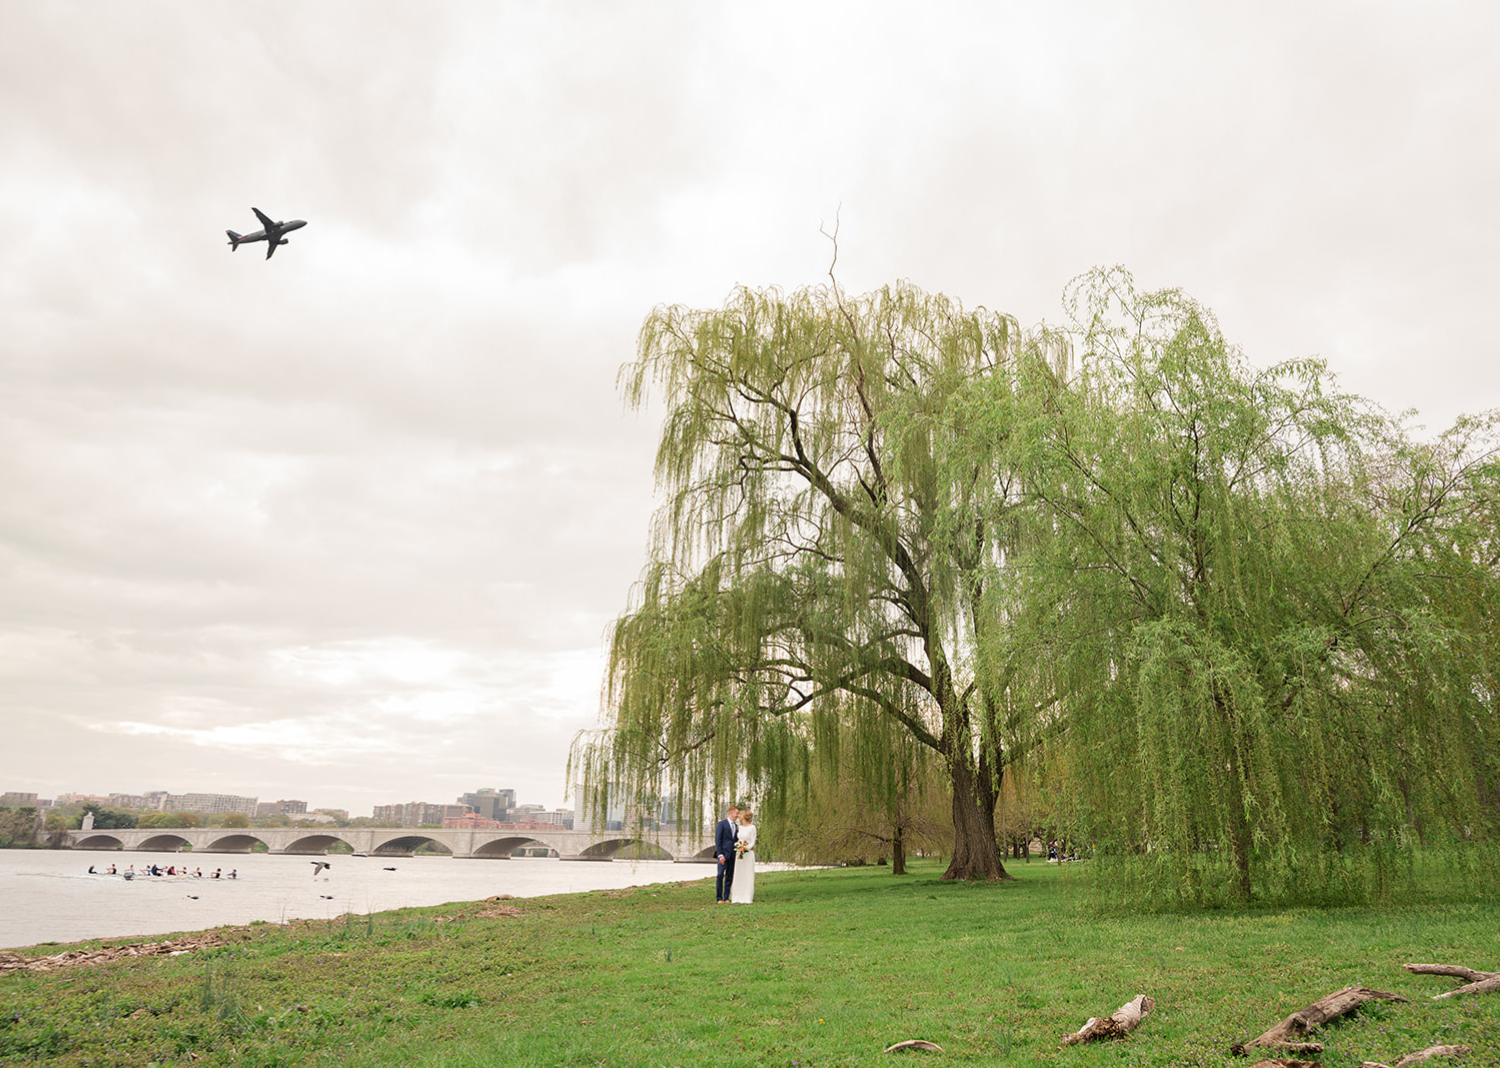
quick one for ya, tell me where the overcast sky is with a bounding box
[2,2,1496,815]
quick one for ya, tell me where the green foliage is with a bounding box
[0,806,40,848]
[78,803,138,830]
[580,278,1034,879]
[139,812,204,829]
[986,268,1500,906]
[584,265,1498,903]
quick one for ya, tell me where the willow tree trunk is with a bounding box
[944,752,1011,880]
[892,821,907,875]
[1217,692,1254,902]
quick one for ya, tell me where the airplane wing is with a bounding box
[251,207,275,230]
[264,240,277,260]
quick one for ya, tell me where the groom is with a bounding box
[714,803,740,903]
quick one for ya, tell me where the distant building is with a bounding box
[54,792,112,807]
[494,818,571,832]
[443,814,502,829]
[107,794,156,811]
[372,801,470,827]
[456,788,515,823]
[1,791,41,808]
[313,807,347,820]
[161,792,259,817]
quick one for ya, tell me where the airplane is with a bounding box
[226,207,307,260]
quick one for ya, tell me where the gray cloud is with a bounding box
[2,1,1497,812]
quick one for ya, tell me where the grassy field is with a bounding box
[2,860,1497,1066]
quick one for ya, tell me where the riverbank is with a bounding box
[0,850,718,949]
[2,861,1497,1066]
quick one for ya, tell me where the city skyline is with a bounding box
[3,4,1498,813]
[3,783,567,823]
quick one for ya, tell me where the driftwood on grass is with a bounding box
[1361,1044,1471,1068]
[0,933,228,974]
[1231,986,1409,1056]
[1403,963,1500,999]
[1059,994,1154,1046]
[883,1039,943,1053]
[1245,1060,1319,1068]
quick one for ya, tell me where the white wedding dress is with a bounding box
[730,822,756,903]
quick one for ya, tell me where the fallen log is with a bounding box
[1361,1043,1471,1067]
[1060,994,1154,1046]
[1245,1060,1319,1068]
[1231,986,1409,1056]
[1403,963,1500,999]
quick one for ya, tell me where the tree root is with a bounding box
[1403,963,1500,999]
[1060,994,1154,1046]
[1231,986,1408,1056]
[883,1039,943,1053]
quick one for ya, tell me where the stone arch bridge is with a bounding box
[64,825,716,861]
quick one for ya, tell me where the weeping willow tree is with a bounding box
[772,713,953,874]
[984,268,1500,906]
[574,279,1043,880]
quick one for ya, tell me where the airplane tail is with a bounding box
[226,230,242,250]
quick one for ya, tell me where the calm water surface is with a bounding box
[0,850,721,949]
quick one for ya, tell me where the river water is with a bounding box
[0,850,720,950]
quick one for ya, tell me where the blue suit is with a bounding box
[714,817,739,901]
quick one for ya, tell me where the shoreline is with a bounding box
[0,851,723,951]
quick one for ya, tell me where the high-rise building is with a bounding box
[456,787,515,822]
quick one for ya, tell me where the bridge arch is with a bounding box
[371,834,451,857]
[74,834,123,850]
[470,835,559,858]
[577,837,674,861]
[202,833,265,854]
[280,834,353,855]
[138,834,192,852]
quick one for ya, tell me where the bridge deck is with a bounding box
[65,825,716,861]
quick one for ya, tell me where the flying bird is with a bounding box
[310,861,332,878]
[226,207,307,260]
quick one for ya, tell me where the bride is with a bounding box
[730,810,757,904]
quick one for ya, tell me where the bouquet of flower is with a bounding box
[734,839,750,858]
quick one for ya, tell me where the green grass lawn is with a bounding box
[2,860,1497,1066]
